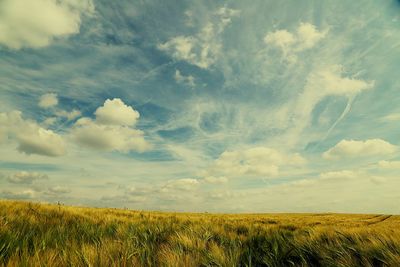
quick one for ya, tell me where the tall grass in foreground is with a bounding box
[0,200,400,266]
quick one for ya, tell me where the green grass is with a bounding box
[1,200,400,266]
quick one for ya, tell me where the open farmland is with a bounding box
[0,200,399,266]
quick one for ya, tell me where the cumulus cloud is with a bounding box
[1,189,36,199]
[207,147,306,178]
[7,171,48,184]
[323,139,397,160]
[318,169,386,186]
[101,194,147,203]
[44,109,81,126]
[161,178,200,192]
[0,0,94,49]
[370,176,386,185]
[55,109,81,121]
[72,118,150,152]
[43,117,57,126]
[47,186,71,194]
[0,128,7,143]
[158,7,240,68]
[209,190,248,200]
[39,93,58,108]
[203,176,228,184]
[104,178,202,205]
[174,70,195,87]
[71,98,150,153]
[123,185,154,196]
[264,22,327,62]
[95,98,139,126]
[2,98,149,156]
[17,127,66,156]
[0,111,66,156]
[159,36,197,64]
[264,30,295,52]
[295,23,327,50]
[319,170,358,180]
[377,160,400,169]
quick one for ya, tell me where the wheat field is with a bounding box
[0,200,399,266]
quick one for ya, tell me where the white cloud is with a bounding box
[208,190,247,200]
[378,160,400,169]
[71,118,150,153]
[203,176,228,184]
[123,185,154,196]
[1,189,36,199]
[370,176,387,185]
[174,70,195,87]
[380,113,400,122]
[2,99,150,156]
[39,93,58,108]
[319,169,387,185]
[184,10,194,27]
[0,128,7,143]
[264,23,327,62]
[207,147,306,178]
[215,7,241,23]
[319,170,358,180]
[159,36,197,64]
[70,99,150,153]
[305,65,374,97]
[95,98,139,126]
[158,7,240,68]
[296,23,327,51]
[323,139,397,160]
[55,109,81,121]
[292,66,373,127]
[0,111,66,157]
[17,127,66,156]
[251,168,395,213]
[47,186,71,194]
[101,194,147,203]
[0,0,94,49]
[161,178,200,192]
[264,30,295,53]
[303,66,373,131]
[275,65,374,147]
[43,117,57,126]
[7,171,48,184]
[0,111,21,139]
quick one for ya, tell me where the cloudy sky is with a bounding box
[1,0,400,213]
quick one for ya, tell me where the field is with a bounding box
[0,200,399,266]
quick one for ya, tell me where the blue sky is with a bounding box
[1,0,400,213]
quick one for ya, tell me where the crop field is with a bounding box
[0,200,399,266]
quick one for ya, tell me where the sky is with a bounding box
[1,0,400,213]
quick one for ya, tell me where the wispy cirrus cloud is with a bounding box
[264,22,327,63]
[158,7,240,69]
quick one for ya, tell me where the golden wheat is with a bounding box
[0,200,399,266]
